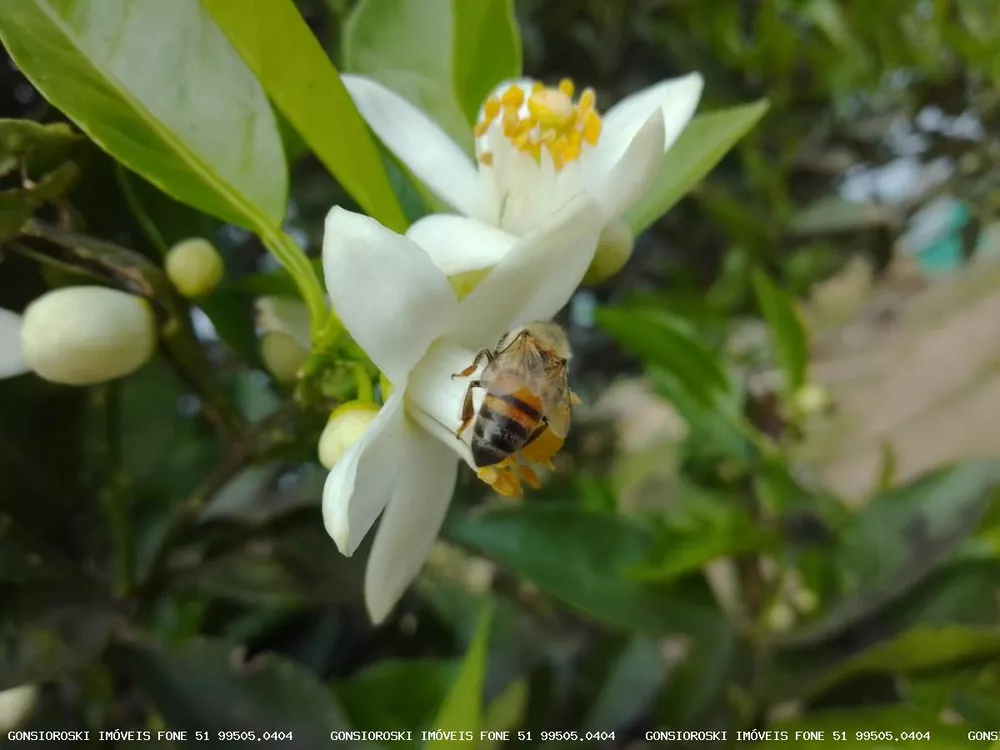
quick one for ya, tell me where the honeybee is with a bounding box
[452,321,577,476]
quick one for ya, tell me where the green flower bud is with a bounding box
[21,286,157,385]
[165,238,224,298]
[792,383,830,416]
[318,401,380,469]
[260,331,308,384]
[582,220,635,285]
[0,685,38,731]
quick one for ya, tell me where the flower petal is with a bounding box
[446,193,604,350]
[405,214,518,278]
[601,72,703,156]
[364,422,459,623]
[591,109,667,224]
[342,74,481,216]
[406,340,480,469]
[0,309,28,380]
[322,391,406,556]
[324,207,458,383]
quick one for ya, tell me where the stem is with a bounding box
[353,363,374,403]
[94,384,133,597]
[137,402,325,598]
[259,227,330,342]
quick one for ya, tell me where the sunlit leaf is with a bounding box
[625,100,769,235]
[0,0,286,230]
[203,0,407,233]
[427,605,492,749]
[751,269,809,394]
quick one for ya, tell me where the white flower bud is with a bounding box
[165,238,224,298]
[582,220,635,285]
[318,401,380,469]
[260,331,308,384]
[0,684,38,731]
[21,286,157,385]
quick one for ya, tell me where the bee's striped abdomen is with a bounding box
[471,390,543,467]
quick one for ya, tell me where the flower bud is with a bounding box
[21,286,157,385]
[793,383,830,416]
[165,238,224,298]
[0,684,38,731]
[318,401,380,469]
[260,331,308,384]
[582,220,634,285]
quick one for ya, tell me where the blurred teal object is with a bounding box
[906,198,971,278]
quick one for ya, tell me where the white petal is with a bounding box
[406,340,480,469]
[256,296,312,350]
[591,109,667,224]
[0,309,28,380]
[405,214,519,277]
[364,422,459,623]
[323,207,458,383]
[342,74,481,216]
[601,72,704,156]
[322,391,406,556]
[446,193,604,350]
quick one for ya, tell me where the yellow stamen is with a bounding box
[478,151,494,166]
[519,427,565,466]
[478,464,524,498]
[519,464,542,490]
[473,78,603,171]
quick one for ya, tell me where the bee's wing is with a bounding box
[545,394,572,438]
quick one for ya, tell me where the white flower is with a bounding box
[343,72,702,278]
[165,237,225,298]
[0,286,157,385]
[0,684,37,731]
[321,190,607,624]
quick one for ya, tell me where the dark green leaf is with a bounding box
[337,659,456,736]
[343,0,472,149]
[625,100,770,235]
[203,0,407,233]
[444,504,721,634]
[773,461,1000,648]
[427,605,493,749]
[453,0,522,124]
[596,307,734,411]
[657,618,740,728]
[751,269,809,394]
[0,588,114,691]
[0,0,287,230]
[118,636,352,748]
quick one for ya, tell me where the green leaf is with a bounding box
[596,307,734,411]
[625,100,770,235]
[658,618,740,728]
[773,461,1000,649]
[628,487,777,581]
[453,0,522,124]
[775,705,971,748]
[343,0,472,150]
[0,588,114,691]
[427,605,493,749]
[202,0,408,234]
[444,504,721,634]
[484,678,528,733]
[584,636,665,733]
[751,269,809,394]
[119,636,351,746]
[0,0,287,232]
[338,659,457,737]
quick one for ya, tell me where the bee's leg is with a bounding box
[570,391,583,406]
[455,380,481,437]
[451,349,494,380]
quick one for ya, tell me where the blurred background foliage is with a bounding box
[2,0,1000,747]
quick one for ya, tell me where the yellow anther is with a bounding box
[477,77,603,171]
[582,110,602,146]
[501,85,524,109]
[483,96,501,121]
[519,464,542,490]
[473,119,492,138]
[478,151,494,166]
